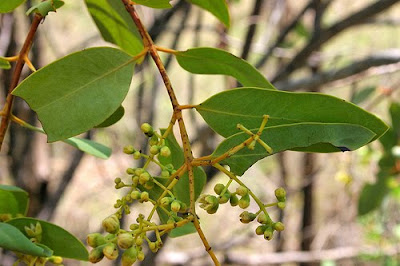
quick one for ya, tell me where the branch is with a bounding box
[272,0,400,82]
[240,0,264,60]
[275,49,400,91]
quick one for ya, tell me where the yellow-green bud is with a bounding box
[0,213,12,222]
[161,170,170,178]
[123,145,135,154]
[104,233,116,242]
[214,183,225,195]
[135,168,144,176]
[126,168,135,175]
[160,197,173,206]
[219,192,231,204]
[133,151,141,160]
[140,191,149,202]
[255,225,266,235]
[149,242,157,252]
[230,194,239,206]
[236,186,248,196]
[117,233,134,249]
[263,227,274,241]
[275,187,286,202]
[132,176,139,186]
[135,236,143,246]
[114,177,122,184]
[171,200,181,213]
[239,211,257,223]
[130,224,139,231]
[238,194,250,209]
[141,123,153,136]
[165,164,174,172]
[103,243,118,260]
[131,191,141,200]
[121,246,138,266]
[102,215,120,234]
[89,246,105,263]
[137,251,145,261]
[199,195,219,214]
[179,202,188,213]
[159,146,171,157]
[277,202,286,209]
[87,233,106,248]
[273,222,285,232]
[257,213,269,224]
[139,172,151,184]
[150,145,160,155]
[48,256,63,264]
[149,135,159,146]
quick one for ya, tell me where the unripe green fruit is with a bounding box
[257,213,269,224]
[159,146,171,157]
[230,194,239,206]
[149,135,159,146]
[236,186,248,196]
[239,211,257,223]
[133,151,141,160]
[277,202,286,209]
[137,251,145,261]
[150,145,160,155]
[102,215,120,234]
[273,222,285,232]
[171,200,181,213]
[131,191,141,200]
[275,187,287,202]
[87,233,106,248]
[140,123,153,136]
[214,183,225,195]
[255,225,266,235]
[117,233,134,249]
[123,145,135,154]
[160,197,173,206]
[89,246,105,263]
[103,243,118,260]
[121,246,138,266]
[238,194,250,209]
[219,192,231,204]
[161,170,170,178]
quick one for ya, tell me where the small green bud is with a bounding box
[89,246,105,263]
[275,187,286,202]
[150,145,160,155]
[114,177,122,184]
[135,236,143,246]
[257,213,269,224]
[179,202,188,213]
[236,186,248,196]
[123,145,135,154]
[133,151,142,160]
[159,146,171,157]
[149,135,159,146]
[149,242,157,252]
[238,194,250,209]
[102,215,120,234]
[255,225,266,235]
[165,164,174,172]
[126,168,135,175]
[121,246,138,266]
[87,233,106,248]
[135,168,145,176]
[103,243,118,260]
[48,256,63,264]
[229,194,239,206]
[214,183,225,195]
[199,195,219,214]
[141,123,154,136]
[132,176,139,186]
[239,211,257,223]
[131,191,141,200]
[104,233,116,242]
[171,200,181,213]
[161,170,170,178]
[117,233,134,249]
[140,191,149,202]
[219,192,231,204]
[273,222,285,232]
[263,227,274,241]
[160,197,173,206]
[277,202,286,209]
[137,251,145,261]
[130,224,139,231]
[139,172,151,184]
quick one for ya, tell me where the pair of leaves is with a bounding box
[196,88,388,175]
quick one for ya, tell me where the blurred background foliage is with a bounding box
[1,0,400,265]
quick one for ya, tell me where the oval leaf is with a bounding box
[0,185,29,216]
[134,0,172,8]
[186,0,230,27]
[213,123,376,176]
[358,173,389,216]
[0,57,11,69]
[95,105,125,128]
[12,47,136,142]
[62,137,112,159]
[0,223,52,257]
[7,218,88,261]
[176,48,273,88]
[0,0,26,13]
[85,0,143,56]
[196,88,388,140]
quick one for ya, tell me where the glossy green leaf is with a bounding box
[351,86,375,105]
[12,47,135,142]
[213,123,375,176]
[26,0,64,16]
[0,0,25,13]
[0,223,52,257]
[0,185,29,216]
[186,0,230,27]
[95,106,125,128]
[0,57,11,69]
[62,137,111,159]
[85,0,143,56]
[176,48,273,88]
[7,218,88,261]
[196,88,388,140]
[358,173,389,216]
[134,0,172,8]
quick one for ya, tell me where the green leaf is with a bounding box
[358,173,389,216]
[134,0,172,8]
[389,102,400,138]
[7,218,88,261]
[213,123,376,176]
[186,0,230,27]
[85,0,143,56]
[0,0,26,13]
[0,57,11,69]
[12,47,135,142]
[62,137,111,159]
[0,185,29,216]
[175,48,273,88]
[0,222,53,257]
[26,0,64,16]
[351,86,375,105]
[196,88,388,140]
[95,105,125,128]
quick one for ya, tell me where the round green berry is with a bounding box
[213,183,225,195]
[275,187,286,202]
[159,146,171,157]
[236,186,248,196]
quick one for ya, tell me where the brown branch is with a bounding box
[240,0,264,60]
[0,14,43,151]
